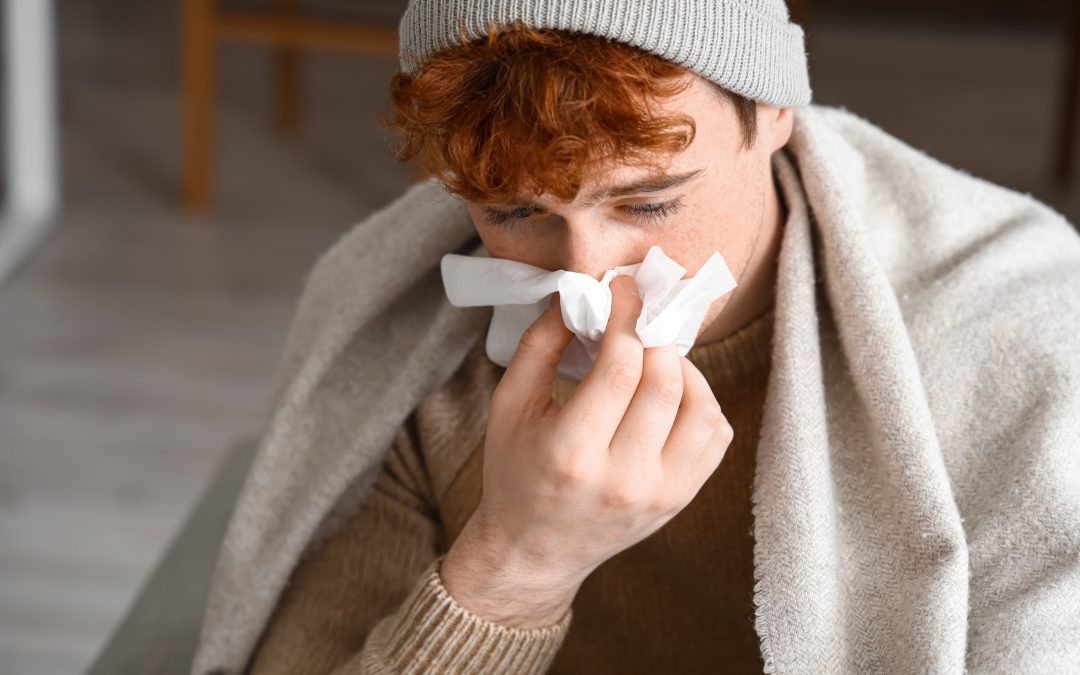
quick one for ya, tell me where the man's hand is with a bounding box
[440,274,734,628]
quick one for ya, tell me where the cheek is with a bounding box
[650,190,757,278]
[650,200,732,272]
[468,215,510,254]
[472,223,547,266]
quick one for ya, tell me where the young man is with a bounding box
[192,2,1080,674]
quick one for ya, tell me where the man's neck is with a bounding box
[695,166,786,346]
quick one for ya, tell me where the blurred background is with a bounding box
[0,0,1074,672]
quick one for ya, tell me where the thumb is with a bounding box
[496,291,575,417]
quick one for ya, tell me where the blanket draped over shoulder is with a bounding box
[192,104,1080,675]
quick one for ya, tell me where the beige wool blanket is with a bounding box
[192,104,1080,674]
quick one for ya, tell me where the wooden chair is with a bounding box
[181,0,405,213]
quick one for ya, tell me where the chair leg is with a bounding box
[182,0,216,213]
[272,0,303,138]
[273,45,303,137]
[1054,0,1080,187]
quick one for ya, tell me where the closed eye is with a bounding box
[623,197,684,223]
[482,205,540,227]
[482,197,685,229]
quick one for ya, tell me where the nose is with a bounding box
[559,239,610,280]
[553,212,620,280]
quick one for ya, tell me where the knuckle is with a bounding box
[602,470,656,510]
[650,372,683,407]
[605,357,642,396]
[516,320,552,358]
[686,438,710,461]
[614,276,641,303]
[602,480,641,509]
[547,447,593,486]
[697,402,726,431]
[718,419,735,441]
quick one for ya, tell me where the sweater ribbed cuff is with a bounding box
[361,554,573,674]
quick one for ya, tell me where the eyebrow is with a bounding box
[492,167,706,209]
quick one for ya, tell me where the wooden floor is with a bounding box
[0,3,1076,673]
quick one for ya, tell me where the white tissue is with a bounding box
[440,245,738,380]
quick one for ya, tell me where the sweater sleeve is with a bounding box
[245,415,573,675]
[350,554,572,675]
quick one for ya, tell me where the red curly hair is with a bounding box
[384,21,758,205]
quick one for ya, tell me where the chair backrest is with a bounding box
[220,0,410,26]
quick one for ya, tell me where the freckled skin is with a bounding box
[461,73,795,346]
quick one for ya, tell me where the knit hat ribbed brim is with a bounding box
[398,0,812,108]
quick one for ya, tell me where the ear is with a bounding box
[760,105,794,153]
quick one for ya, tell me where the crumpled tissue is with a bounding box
[440,245,738,380]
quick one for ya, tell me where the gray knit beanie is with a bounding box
[398,0,812,108]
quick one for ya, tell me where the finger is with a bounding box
[659,357,731,503]
[608,342,683,466]
[556,274,645,446]
[495,292,575,421]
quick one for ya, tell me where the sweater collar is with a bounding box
[685,305,775,383]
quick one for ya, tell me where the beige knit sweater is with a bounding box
[247,304,776,675]
[194,105,1080,675]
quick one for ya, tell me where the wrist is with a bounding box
[440,514,580,629]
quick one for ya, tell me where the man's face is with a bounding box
[461,73,794,340]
